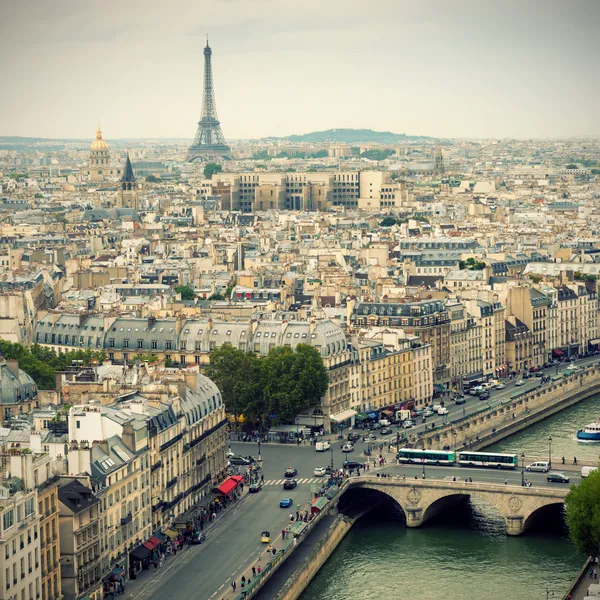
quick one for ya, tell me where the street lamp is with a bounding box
[329,445,334,472]
[521,453,525,487]
[452,430,457,451]
[422,460,426,479]
[548,435,552,470]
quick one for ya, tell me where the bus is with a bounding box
[397,448,456,465]
[457,451,518,469]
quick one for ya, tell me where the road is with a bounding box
[131,356,598,600]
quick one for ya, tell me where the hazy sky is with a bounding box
[0,0,598,140]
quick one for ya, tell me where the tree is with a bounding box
[208,293,224,301]
[380,216,398,227]
[203,163,223,178]
[146,174,160,183]
[566,469,600,558]
[262,345,328,424]
[175,285,195,301]
[565,164,578,170]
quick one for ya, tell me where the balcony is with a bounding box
[120,513,132,526]
[151,460,162,473]
[196,454,206,467]
[159,432,184,453]
[166,477,177,489]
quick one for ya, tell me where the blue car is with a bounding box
[280,498,293,508]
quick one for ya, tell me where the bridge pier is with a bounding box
[505,516,525,536]
[405,507,424,528]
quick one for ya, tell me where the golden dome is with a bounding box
[90,125,109,151]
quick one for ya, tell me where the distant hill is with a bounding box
[284,129,433,143]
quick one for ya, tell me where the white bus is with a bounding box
[397,448,456,465]
[457,451,518,469]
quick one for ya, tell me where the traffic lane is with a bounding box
[375,462,580,488]
[151,488,293,600]
[230,441,345,478]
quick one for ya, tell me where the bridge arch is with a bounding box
[521,501,566,534]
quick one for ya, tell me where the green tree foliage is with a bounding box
[146,174,160,183]
[459,257,486,271]
[208,293,224,301]
[566,469,600,558]
[206,343,328,426]
[564,164,578,170]
[360,149,394,161]
[203,162,223,178]
[175,285,195,301]
[380,216,398,227]
[0,340,105,390]
[133,353,159,363]
[251,151,271,160]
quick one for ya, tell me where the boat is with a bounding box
[577,421,600,441]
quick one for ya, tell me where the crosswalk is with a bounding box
[263,478,322,486]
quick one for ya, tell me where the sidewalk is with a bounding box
[124,488,249,600]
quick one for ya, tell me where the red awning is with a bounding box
[143,536,161,551]
[552,348,564,357]
[216,476,242,495]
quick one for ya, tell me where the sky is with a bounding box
[0,0,598,140]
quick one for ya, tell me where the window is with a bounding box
[3,509,14,531]
[138,340,144,349]
[109,338,115,348]
[165,341,172,350]
[76,421,81,429]
[151,340,157,349]
[123,339,129,348]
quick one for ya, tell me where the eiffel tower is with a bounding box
[188,39,231,161]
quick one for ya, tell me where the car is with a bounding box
[347,432,361,442]
[535,371,543,378]
[369,422,381,431]
[248,482,263,493]
[285,467,298,478]
[455,396,466,405]
[437,407,449,415]
[526,461,550,473]
[546,472,570,484]
[190,531,206,545]
[470,386,484,396]
[280,498,293,508]
[423,408,434,417]
[343,460,364,470]
[283,479,297,490]
[479,391,490,401]
[367,433,377,441]
[515,380,525,386]
[433,403,443,412]
[342,443,354,453]
[314,466,327,477]
[403,420,414,429]
[380,427,393,435]
[229,456,252,466]
[226,450,235,459]
[495,382,506,390]
[260,531,271,543]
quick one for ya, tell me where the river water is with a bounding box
[301,394,600,600]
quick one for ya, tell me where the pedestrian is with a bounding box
[504,478,508,485]
[574,456,578,465]
[232,581,236,592]
[589,567,594,579]
[282,529,286,539]
[272,547,277,556]
[252,566,256,577]
[257,565,261,574]
[595,568,597,579]
[562,456,565,464]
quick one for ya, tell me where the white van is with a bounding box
[315,441,330,452]
[379,419,391,427]
[586,583,600,596]
[526,461,550,473]
[582,466,598,478]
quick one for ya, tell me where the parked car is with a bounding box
[380,428,393,435]
[479,391,490,401]
[403,420,415,429]
[342,443,354,453]
[455,396,466,405]
[369,422,382,431]
[190,531,206,545]
[285,467,298,477]
[515,379,525,386]
[280,498,293,508]
[535,371,543,378]
[283,479,298,490]
[249,482,263,493]
[226,450,235,459]
[437,407,449,415]
[526,461,550,473]
[423,408,434,417]
[495,383,506,390]
[343,460,364,470]
[314,466,327,477]
[546,472,570,484]
[347,432,361,442]
[433,403,444,412]
[230,456,252,466]
[470,386,484,396]
[367,433,377,441]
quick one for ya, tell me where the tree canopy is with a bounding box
[205,343,328,428]
[175,285,195,301]
[0,340,105,390]
[459,257,486,271]
[203,162,223,178]
[566,469,600,558]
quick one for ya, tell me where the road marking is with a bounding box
[218,584,224,590]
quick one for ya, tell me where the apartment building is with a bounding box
[58,479,102,600]
[0,452,45,600]
[447,300,483,389]
[505,317,533,375]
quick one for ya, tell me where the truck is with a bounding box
[396,409,411,422]
[315,441,331,452]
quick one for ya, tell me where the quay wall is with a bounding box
[417,366,600,453]
[273,514,354,600]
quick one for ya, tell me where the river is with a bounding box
[301,394,600,600]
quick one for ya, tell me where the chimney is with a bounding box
[7,359,20,378]
[92,439,109,455]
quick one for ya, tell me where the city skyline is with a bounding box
[1,0,599,140]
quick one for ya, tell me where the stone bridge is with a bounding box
[338,476,568,535]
